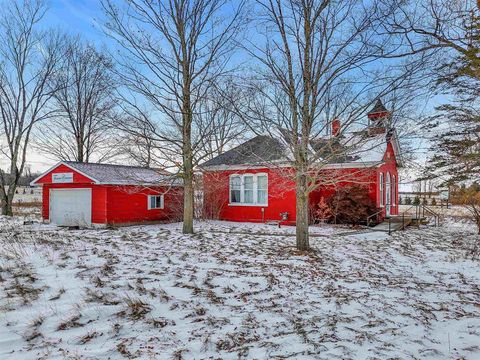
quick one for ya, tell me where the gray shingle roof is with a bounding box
[201,135,289,167]
[64,161,182,186]
[201,129,400,168]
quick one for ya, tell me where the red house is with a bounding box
[31,162,183,227]
[201,100,402,225]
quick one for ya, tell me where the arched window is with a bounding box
[379,172,384,207]
[392,175,396,206]
[386,172,391,207]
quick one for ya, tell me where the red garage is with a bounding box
[31,162,183,227]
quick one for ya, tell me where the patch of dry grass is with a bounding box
[117,296,152,320]
[57,313,82,331]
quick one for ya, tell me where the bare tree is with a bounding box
[392,2,480,228]
[196,80,248,161]
[118,108,160,168]
[0,0,64,216]
[384,1,477,67]
[102,0,246,234]
[35,37,117,163]
[232,0,426,250]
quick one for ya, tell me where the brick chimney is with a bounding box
[332,118,341,137]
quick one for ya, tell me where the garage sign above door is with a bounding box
[52,172,74,183]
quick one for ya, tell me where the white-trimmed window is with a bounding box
[257,175,268,204]
[379,172,384,207]
[230,176,241,203]
[148,195,164,209]
[229,173,268,206]
[392,175,396,206]
[386,172,391,207]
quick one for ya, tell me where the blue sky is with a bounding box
[19,0,440,190]
[15,1,108,171]
[46,0,105,43]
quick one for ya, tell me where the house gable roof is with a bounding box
[31,161,182,186]
[201,135,289,167]
[201,129,402,170]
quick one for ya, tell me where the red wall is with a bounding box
[309,167,378,211]
[204,141,400,225]
[203,168,297,224]
[377,141,399,216]
[35,163,183,225]
[36,164,95,184]
[42,184,107,224]
[106,186,183,224]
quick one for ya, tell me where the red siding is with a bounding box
[203,168,297,224]
[35,164,95,184]
[204,140,400,225]
[42,184,107,224]
[309,167,378,211]
[377,141,399,216]
[106,186,183,224]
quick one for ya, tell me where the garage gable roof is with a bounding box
[31,161,182,186]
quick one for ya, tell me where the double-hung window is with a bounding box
[230,176,241,203]
[229,173,268,206]
[244,175,254,203]
[257,175,268,204]
[148,194,164,209]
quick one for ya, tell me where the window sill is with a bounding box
[228,203,268,207]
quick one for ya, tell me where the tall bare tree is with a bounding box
[236,0,425,250]
[102,0,246,234]
[196,80,247,160]
[391,1,480,202]
[384,0,478,70]
[0,0,63,215]
[35,37,117,163]
[118,107,161,169]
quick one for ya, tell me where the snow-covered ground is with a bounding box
[1,217,479,359]
[11,187,42,204]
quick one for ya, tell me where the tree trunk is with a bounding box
[182,124,194,234]
[296,173,309,251]
[2,200,13,216]
[77,137,84,162]
[1,192,14,216]
[183,169,194,234]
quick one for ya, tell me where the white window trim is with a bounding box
[392,175,396,207]
[386,172,391,207]
[229,173,268,206]
[379,172,384,208]
[148,194,164,210]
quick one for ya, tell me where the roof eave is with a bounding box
[200,160,293,171]
[321,161,384,169]
[389,129,404,167]
[96,181,183,187]
[200,160,384,171]
[30,161,99,186]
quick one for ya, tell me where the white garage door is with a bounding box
[50,189,92,227]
